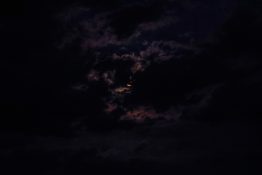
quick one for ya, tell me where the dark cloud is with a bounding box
[1,0,259,128]
[2,121,261,174]
[56,0,231,124]
[1,1,262,174]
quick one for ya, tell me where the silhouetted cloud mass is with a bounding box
[1,0,262,174]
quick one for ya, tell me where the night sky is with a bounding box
[1,0,262,174]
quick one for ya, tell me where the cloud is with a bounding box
[121,106,159,122]
[104,101,118,114]
[112,52,149,74]
[137,16,177,32]
[87,70,100,81]
[57,0,238,125]
[102,70,116,86]
[112,40,198,75]
[120,105,182,123]
[57,0,181,51]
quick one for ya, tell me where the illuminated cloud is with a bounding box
[58,0,229,124]
[112,40,198,75]
[120,106,182,123]
[112,52,149,74]
[121,106,159,123]
[131,61,146,73]
[87,70,100,82]
[104,102,118,114]
[102,71,116,86]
